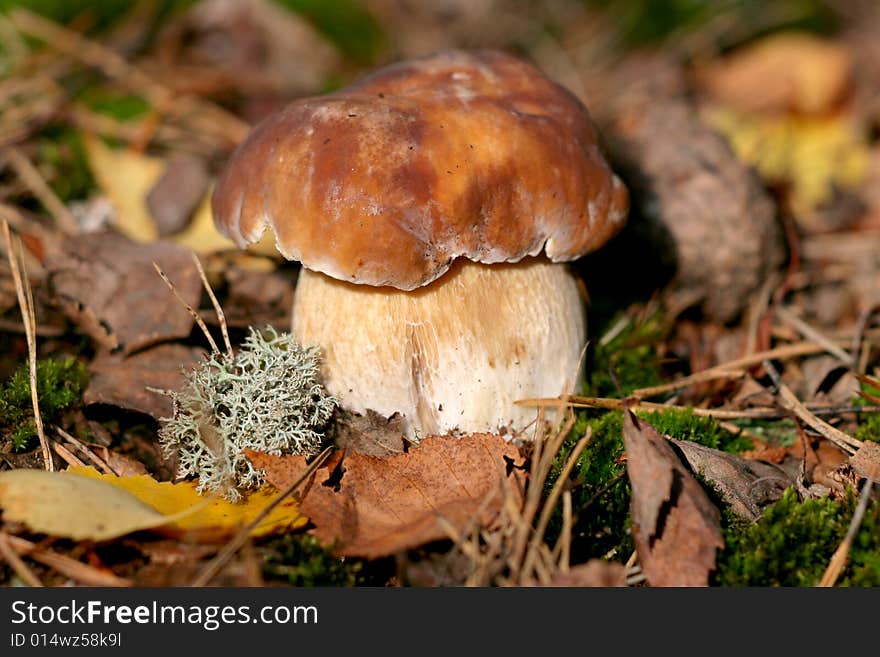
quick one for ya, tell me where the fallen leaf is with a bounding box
[169,190,237,254]
[694,32,853,115]
[84,343,205,418]
[623,410,724,587]
[45,231,201,354]
[146,154,210,236]
[83,134,163,242]
[849,442,880,481]
[542,561,627,587]
[221,264,293,329]
[70,466,306,540]
[249,433,525,558]
[0,469,171,541]
[704,107,870,221]
[329,408,408,457]
[672,439,793,522]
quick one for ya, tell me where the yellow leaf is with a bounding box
[169,188,236,254]
[82,135,162,242]
[705,107,871,217]
[0,469,171,541]
[69,466,306,539]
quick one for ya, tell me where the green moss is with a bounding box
[588,312,665,398]
[716,489,880,586]
[0,357,88,451]
[35,128,94,202]
[855,413,880,443]
[641,408,753,453]
[548,410,631,561]
[261,534,368,587]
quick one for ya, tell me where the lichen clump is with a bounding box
[159,326,336,501]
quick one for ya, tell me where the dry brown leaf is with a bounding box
[248,433,525,559]
[329,409,408,457]
[45,231,201,354]
[146,154,210,236]
[672,439,793,522]
[694,32,852,115]
[623,410,724,586]
[849,442,880,481]
[84,343,205,418]
[543,561,627,587]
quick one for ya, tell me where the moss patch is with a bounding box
[261,534,371,587]
[588,312,665,398]
[715,489,880,586]
[0,357,88,451]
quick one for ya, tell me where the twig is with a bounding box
[1,146,77,234]
[763,360,861,454]
[521,429,590,577]
[9,9,249,146]
[775,306,853,366]
[191,252,233,358]
[4,534,131,586]
[632,341,840,400]
[3,220,52,471]
[818,477,874,587]
[191,445,334,587]
[56,426,115,475]
[633,369,746,399]
[51,439,86,468]
[0,531,43,587]
[152,261,220,355]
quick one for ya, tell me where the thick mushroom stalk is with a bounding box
[293,259,584,439]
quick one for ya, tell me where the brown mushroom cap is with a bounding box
[212,49,628,290]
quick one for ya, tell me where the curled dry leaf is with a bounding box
[46,231,201,354]
[672,439,793,522]
[849,442,880,481]
[623,410,724,586]
[248,433,525,559]
[84,343,205,419]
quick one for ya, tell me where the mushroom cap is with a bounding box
[212,49,629,290]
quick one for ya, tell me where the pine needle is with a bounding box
[2,219,52,470]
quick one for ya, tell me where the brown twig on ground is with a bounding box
[56,426,115,475]
[191,252,233,358]
[3,219,52,471]
[152,261,220,355]
[0,530,43,586]
[763,360,861,455]
[50,439,86,468]
[818,477,874,587]
[774,306,854,366]
[3,534,131,586]
[9,8,249,147]
[191,445,334,587]
[0,146,77,234]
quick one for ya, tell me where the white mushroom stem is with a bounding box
[292,258,586,440]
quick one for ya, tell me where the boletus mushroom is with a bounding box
[212,50,628,440]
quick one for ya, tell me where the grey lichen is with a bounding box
[158,326,336,501]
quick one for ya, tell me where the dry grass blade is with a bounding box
[1,146,77,234]
[191,445,334,587]
[56,426,115,475]
[763,360,861,454]
[3,219,52,470]
[0,531,43,586]
[4,534,131,586]
[8,8,249,146]
[152,260,219,355]
[818,477,874,587]
[775,306,854,366]
[191,252,233,358]
[51,439,86,467]
[521,428,591,578]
